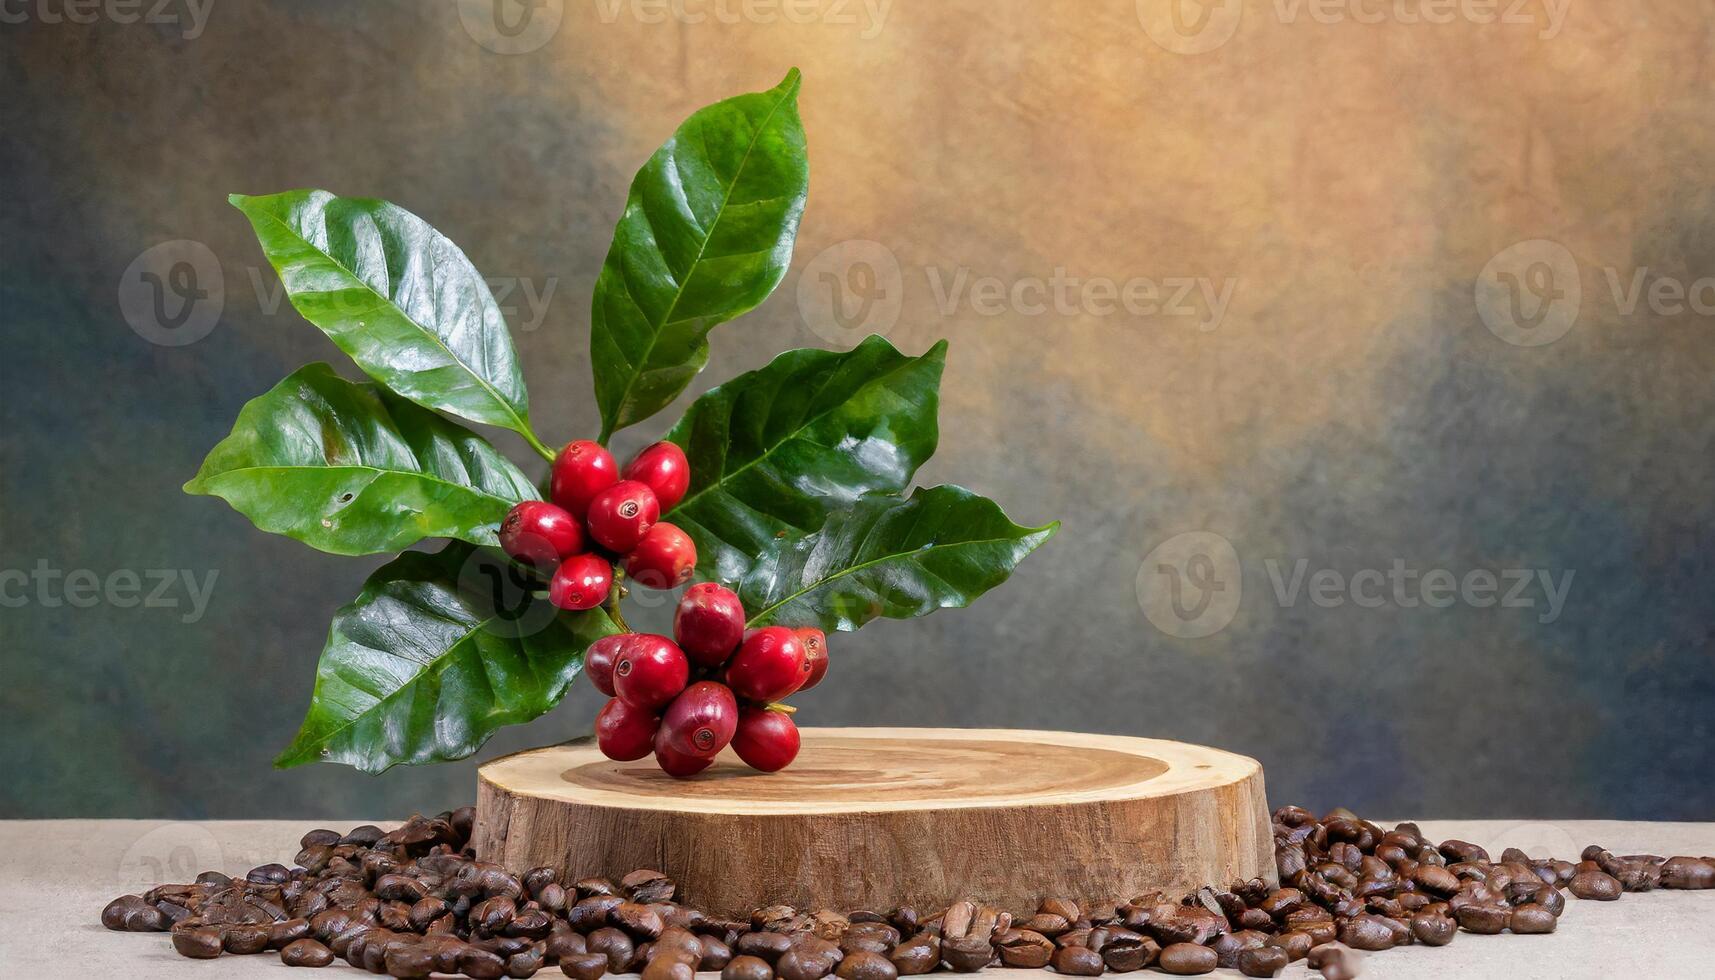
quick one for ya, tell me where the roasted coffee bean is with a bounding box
[1307,942,1361,980]
[1211,929,1268,968]
[1509,905,1557,934]
[301,828,342,849]
[385,943,437,978]
[1337,914,1395,952]
[995,928,1055,968]
[1021,912,1071,936]
[736,930,794,961]
[1409,911,1456,946]
[776,945,839,980]
[461,946,510,979]
[281,937,335,967]
[1237,945,1289,978]
[534,882,568,913]
[1050,945,1104,976]
[561,952,611,980]
[889,934,939,976]
[173,924,224,959]
[1661,856,1715,889]
[1157,942,1218,975]
[1569,869,1623,901]
[224,922,272,954]
[510,945,549,978]
[1099,929,1158,972]
[1455,904,1509,935]
[939,934,992,972]
[836,950,898,980]
[613,902,665,939]
[508,908,554,940]
[701,935,736,971]
[642,952,697,980]
[268,917,313,949]
[588,927,636,972]
[547,929,589,961]
[1266,930,1313,961]
[622,869,676,904]
[724,955,775,980]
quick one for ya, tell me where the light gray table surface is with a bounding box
[3,819,1712,979]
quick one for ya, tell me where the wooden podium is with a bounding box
[473,728,1272,918]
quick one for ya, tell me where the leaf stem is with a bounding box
[606,569,631,632]
[524,428,558,463]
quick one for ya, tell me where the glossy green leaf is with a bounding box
[276,544,618,773]
[740,486,1058,632]
[230,190,542,449]
[185,364,539,556]
[591,69,809,440]
[666,336,945,583]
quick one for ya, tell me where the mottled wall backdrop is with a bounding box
[2,1,1711,822]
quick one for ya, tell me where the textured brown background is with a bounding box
[1,1,1711,819]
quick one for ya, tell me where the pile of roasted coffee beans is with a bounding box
[103,805,1715,978]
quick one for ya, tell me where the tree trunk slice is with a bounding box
[474,728,1272,919]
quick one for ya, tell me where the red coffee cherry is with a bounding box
[653,726,713,778]
[660,681,738,759]
[548,554,612,611]
[725,626,808,702]
[623,523,697,590]
[550,440,618,520]
[498,501,584,569]
[623,442,691,512]
[673,583,747,668]
[612,634,689,711]
[595,697,658,762]
[732,707,801,773]
[794,627,829,691]
[583,633,629,696]
[585,480,660,553]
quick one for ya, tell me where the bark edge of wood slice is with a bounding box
[474,728,1272,918]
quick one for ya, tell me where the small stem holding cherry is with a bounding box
[606,569,631,632]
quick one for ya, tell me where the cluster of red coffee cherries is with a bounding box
[498,440,696,608]
[588,582,828,777]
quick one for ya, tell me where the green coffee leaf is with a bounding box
[590,69,809,439]
[667,336,945,583]
[276,544,618,773]
[740,486,1059,632]
[231,190,541,449]
[185,364,538,556]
